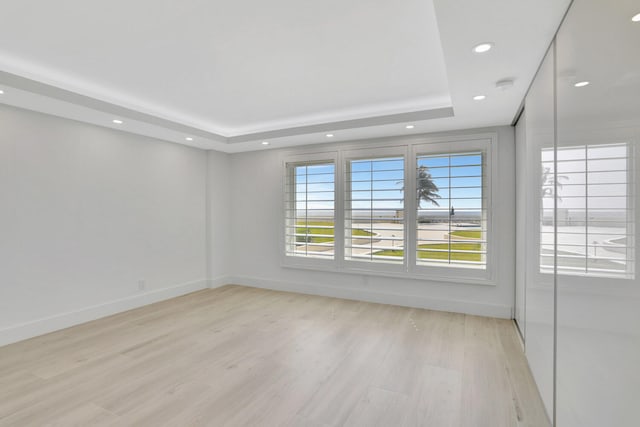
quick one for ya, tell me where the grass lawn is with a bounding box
[296,221,372,243]
[375,242,483,262]
[449,230,482,239]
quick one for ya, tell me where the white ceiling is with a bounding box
[0,0,571,152]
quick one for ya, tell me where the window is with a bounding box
[284,159,336,259]
[282,135,495,284]
[415,152,486,269]
[345,155,405,264]
[540,142,634,278]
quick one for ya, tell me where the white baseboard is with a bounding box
[230,275,512,319]
[0,278,213,347]
[0,274,510,347]
[208,275,231,289]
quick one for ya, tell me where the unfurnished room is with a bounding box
[0,0,639,426]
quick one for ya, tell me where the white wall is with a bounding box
[228,126,516,318]
[0,104,516,348]
[0,105,210,346]
[207,150,231,285]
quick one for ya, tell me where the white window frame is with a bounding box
[410,138,495,283]
[281,151,339,270]
[280,133,498,286]
[342,145,409,275]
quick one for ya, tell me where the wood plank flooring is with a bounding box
[0,285,549,426]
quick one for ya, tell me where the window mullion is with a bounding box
[369,165,373,261]
[448,155,452,265]
[305,166,309,257]
[335,153,345,266]
[584,146,588,274]
[406,146,417,273]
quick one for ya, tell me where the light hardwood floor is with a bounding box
[0,285,549,426]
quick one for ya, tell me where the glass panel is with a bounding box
[524,46,556,416]
[285,162,335,259]
[416,151,485,269]
[555,2,639,426]
[543,143,632,278]
[345,157,404,263]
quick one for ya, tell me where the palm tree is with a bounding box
[417,166,441,207]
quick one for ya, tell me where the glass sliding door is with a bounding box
[554,1,640,426]
[523,45,556,419]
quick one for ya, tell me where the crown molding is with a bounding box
[227,107,454,143]
[1,70,454,149]
[0,70,227,143]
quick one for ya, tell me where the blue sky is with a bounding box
[416,153,482,211]
[294,152,484,216]
[294,164,335,214]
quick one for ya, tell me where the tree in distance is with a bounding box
[417,166,441,207]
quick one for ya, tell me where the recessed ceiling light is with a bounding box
[185,137,194,141]
[112,119,123,124]
[632,13,640,22]
[326,133,334,138]
[472,43,493,53]
[574,81,590,87]
[473,95,486,101]
[261,141,270,145]
[405,125,415,129]
[0,89,4,95]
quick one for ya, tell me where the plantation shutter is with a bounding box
[284,161,336,259]
[415,152,487,269]
[345,156,405,263]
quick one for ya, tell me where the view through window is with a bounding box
[285,161,336,259]
[283,140,493,278]
[415,152,486,268]
[345,156,405,263]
